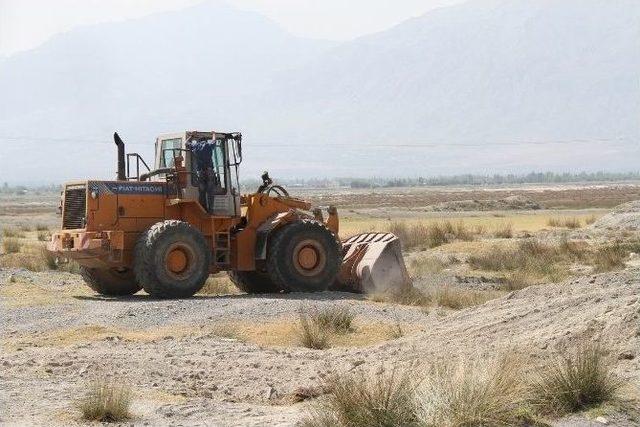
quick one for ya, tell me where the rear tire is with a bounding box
[228,270,281,294]
[134,220,211,298]
[266,219,341,292]
[79,266,141,296]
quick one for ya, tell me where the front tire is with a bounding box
[79,266,141,296]
[266,219,341,292]
[134,220,211,298]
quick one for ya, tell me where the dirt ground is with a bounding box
[1,183,640,426]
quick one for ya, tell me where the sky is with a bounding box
[0,0,464,56]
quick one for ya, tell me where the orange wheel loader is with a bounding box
[47,131,410,298]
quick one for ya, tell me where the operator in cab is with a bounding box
[188,138,221,212]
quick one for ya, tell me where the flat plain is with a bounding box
[1,183,639,426]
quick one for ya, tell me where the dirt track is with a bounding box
[1,267,638,426]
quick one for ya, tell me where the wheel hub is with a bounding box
[293,239,327,277]
[298,246,319,269]
[167,248,188,273]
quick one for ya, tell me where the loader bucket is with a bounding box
[333,233,411,294]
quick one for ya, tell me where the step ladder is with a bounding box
[214,232,231,268]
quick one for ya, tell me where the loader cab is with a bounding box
[153,131,242,217]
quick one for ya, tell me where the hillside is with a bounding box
[1,0,639,181]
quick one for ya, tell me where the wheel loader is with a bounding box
[47,131,410,298]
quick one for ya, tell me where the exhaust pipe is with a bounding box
[114,132,126,181]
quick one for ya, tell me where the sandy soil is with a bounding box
[1,266,638,426]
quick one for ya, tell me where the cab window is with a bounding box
[159,138,182,168]
[189,138,227,193]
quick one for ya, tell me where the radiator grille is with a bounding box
[62,185,87,229]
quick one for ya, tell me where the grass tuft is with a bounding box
[388,220,477,250]
[469,239,590,289]
[547,217,582,229]
[387,316,405,339]
[591,244,627,273]
[409,257,443,276]
[37,230,51,241]
[493,222,514,238]
[2,237,22,254]
[309,305,356,333]
[298,309,330,349]
[532,343,623,415]
[370,285,500,310]
[2,228,25,238]
[584,214,598,225]
[78,380,132,422]
[417,357,527,426]
[425,286,500,310]
[302,368,419,427]
[35,224,49,231]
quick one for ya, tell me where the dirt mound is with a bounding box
[426,195,542,212]
[591,200,640,232]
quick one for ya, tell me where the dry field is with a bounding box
[1,183,639,426]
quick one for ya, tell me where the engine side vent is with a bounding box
[62,185,87,229]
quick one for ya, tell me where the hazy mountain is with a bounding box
[0,0,333,182]
[1,0,638,182]
[251,0,640,176]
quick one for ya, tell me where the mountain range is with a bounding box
[1,0,638,182]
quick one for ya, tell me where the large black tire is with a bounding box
[79,266,141,296]
[228,270,281,294]
[266,219,341,292]
[134,220,211,298]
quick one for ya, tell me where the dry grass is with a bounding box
[18,224,32,232]
[0,243,79,273]
[590,244,628,273]
[408,255,454,276]
[308,305,356,333]
[368,286,430,306]
[297,305,357,348]
[584,214,598,225]
[2,227,25,238]
[302,356,539,427]
[387,315,405,339]
[298,310,331,349]
[425,286,501,310]
[417,357,529,426]
[493,222,514,238]
[301,368,419,427]
[341,211,605,239]
[369,285,501,310]
[2,237,22,253]
[532,343,623,415]
[78,380,132,422]
[468,239,587,289]
[547,217,582,229]
[35,223,49,231]
[388,220,476,250]
[467,239,633,288]
[37,230,51,241]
